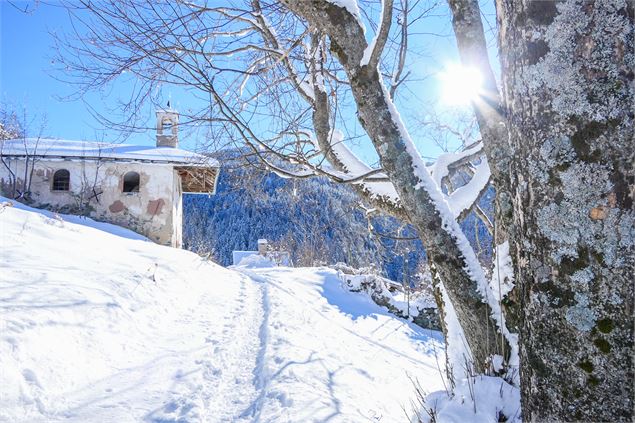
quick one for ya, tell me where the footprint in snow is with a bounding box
[147,398,199,423]
[203,367,222,378]
[22,369,41,388]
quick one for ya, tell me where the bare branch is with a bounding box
[362,0,394,69]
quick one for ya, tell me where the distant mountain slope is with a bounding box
[184,165,388,266]
[0,197,447,422]
[183,159,493,281]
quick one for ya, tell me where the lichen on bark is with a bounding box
[499,0,634,420]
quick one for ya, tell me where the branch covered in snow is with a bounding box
[428,142,483,188]
[447,160,490,219]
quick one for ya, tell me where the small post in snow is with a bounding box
[257,239,269,256]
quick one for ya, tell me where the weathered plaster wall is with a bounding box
[172,169,183,248]
[0,158,183,247]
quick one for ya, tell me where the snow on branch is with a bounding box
[328,129,373,174]
[326,129,401,203]
[428,142,483,188]
[325,0,366,32]
[249,2,315,103]
[447,159,491,218]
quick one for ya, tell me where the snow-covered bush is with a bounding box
[234,253,276,268]
[333,263,441,330]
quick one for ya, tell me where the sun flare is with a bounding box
[439,64,483,105]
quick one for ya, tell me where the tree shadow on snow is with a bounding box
[315,269,444,347]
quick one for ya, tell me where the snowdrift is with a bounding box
[0,198,446,422]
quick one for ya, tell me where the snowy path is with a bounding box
[1,199,447,423]
[232,267,447,422]
[146,274,267,423]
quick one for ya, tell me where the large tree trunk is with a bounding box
[284,0,507,374]
[497,0,634,420]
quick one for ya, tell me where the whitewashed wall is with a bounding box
[0,158,183,247]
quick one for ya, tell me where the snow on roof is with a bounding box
[0,138,219,167]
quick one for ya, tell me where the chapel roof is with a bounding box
[0,138,219,168]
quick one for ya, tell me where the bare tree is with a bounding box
[55,0,503,379]
[0,105,48,201]
[55,0,634,420]
[74,142,106,215]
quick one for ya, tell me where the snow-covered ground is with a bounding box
[0,199,447,422]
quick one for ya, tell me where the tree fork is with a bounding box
[284,0,509,373]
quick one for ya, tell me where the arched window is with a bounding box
[123,171,140,193]
[52,169,70,191]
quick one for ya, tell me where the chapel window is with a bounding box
[52,169,70,191]
[123,171,140,193]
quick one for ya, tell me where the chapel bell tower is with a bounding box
[156,106,179,148]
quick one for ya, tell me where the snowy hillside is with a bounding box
[0,199,447,422]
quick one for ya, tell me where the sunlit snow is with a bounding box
[0,198,447,422]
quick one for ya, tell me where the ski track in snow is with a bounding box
[237,271,271,422]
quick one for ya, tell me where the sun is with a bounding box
[439,64,483,106]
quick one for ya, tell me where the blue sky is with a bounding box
[1,1,499,160]
[1,2,159,146]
